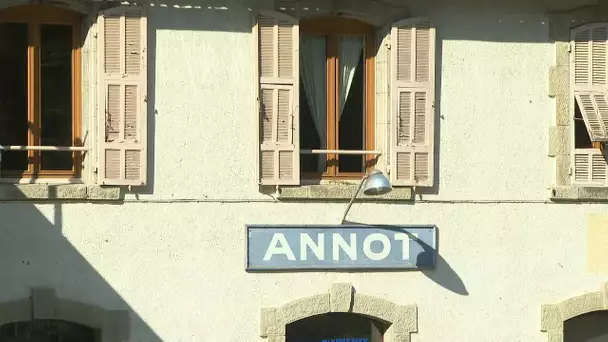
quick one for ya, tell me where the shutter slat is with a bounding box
[396,28,412,82]
[260,88,274,143]
[398,91,411,144]
[574,29,590,86]
[99,7,147,186]
[277,89,290,143]
[592,153,607,182]
[125,13,141,75]
[259,15,275,78]
[277,22,293,79]
[391,18,435,187]
[124,85,138,140]
[256,12,299,185]
[413,91,426,144]
[415,27,430,83]
[592,27,607,85]
[575,91,608,141]
[396,152,411,182]
[106,84,121,142]
[104,16,120,74]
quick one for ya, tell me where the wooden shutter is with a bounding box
[390,18,435,187]
[256,11,300,185]
[572,24,608,142]
[98,6,147,186]
[573,149,608,185]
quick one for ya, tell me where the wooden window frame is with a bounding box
[0,5,82,179]
[301,17,375,180]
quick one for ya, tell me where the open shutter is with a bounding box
[572,24,608,142]
[256,11,299,185]
[573,149,608,185]
[98,7,147,186]
[390,18,435,187]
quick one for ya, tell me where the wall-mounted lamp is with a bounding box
[340,170,392,224]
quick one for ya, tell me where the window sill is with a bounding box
[277,185,413,202]
[0,184,122,202]
[550,186,608,201]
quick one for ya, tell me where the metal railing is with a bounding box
[0,146,88,177]
[300,149,382,155]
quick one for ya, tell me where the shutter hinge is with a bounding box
[568,42,572,53]
[568,166,572,176]
[385,42,391,50]
[94,167,98,174]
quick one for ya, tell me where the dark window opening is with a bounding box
[338,50,365,173]
[300,80,321,173]
[564,310,608,342]
[40,24,74,171]
[574,101,594,149]
[0,319,100,342]
[0,23,29,172]
[286,313,386,342]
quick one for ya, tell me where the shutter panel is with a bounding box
[256,11,299,185]
[573,149,608,185]
[390,18,435,187]
[572,24,608,142]
[98,7,147,186]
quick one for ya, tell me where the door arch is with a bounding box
[260,283,417,342]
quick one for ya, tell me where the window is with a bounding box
[256,12,436,187]
[0,319,99,342]
[286,313,385,342]
[0,5,82,179]
[0,5,148,186]
[299,18,375,179]
[571,23,608,186]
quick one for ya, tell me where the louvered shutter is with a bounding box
[98,7,147,186]
[573,149,608,185]
[390,18,435,187]
[572,24,608,142]
[256,11,300,185]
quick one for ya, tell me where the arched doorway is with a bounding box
[287,312,386,342]
[0,319,99,342]
[564,311,608,342]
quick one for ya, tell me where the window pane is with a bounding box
[339,48,365,173]
[0,23,29,173]
[0,320,98,342]
[299,35,327,174]
[40,24,73,171]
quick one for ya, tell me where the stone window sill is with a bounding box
[277,185,413,201]
[0,184,122,201]
[550,186,608,201]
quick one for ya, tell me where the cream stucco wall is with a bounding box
[2,0,608,341]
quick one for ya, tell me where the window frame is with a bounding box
[0,5,82,179]
[300,17,376,180]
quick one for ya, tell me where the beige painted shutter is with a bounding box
[98,7,147,186]
[256,11,300,185]
[572,24,608,142]
[390,18,435,187]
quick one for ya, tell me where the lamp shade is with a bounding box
[362,170,392,196]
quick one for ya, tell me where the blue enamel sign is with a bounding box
[246,225,437,271]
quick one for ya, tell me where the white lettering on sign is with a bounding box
[333,233,357,261]
[395,233,418,260]
[363,233,391,260]
[261,232,421,262]
[263,233,296,261]
[300,233,324,261]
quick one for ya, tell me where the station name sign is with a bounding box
[246,225,437,271]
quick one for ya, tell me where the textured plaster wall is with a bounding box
[2,0,608,341]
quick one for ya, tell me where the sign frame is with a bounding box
[245,224,437,272]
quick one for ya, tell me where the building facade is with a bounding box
[0,0,608,341]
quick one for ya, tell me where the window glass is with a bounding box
[286,313,384,342]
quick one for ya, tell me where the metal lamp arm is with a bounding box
[340,174,370,224]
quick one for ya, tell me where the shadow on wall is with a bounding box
[0,186,162,340]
